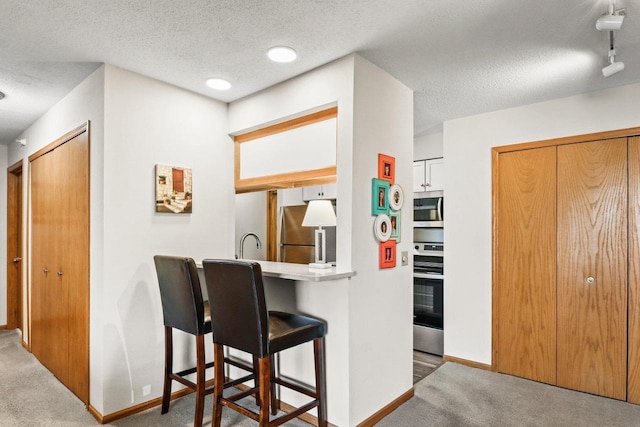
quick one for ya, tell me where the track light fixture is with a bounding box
[596,3,626,77]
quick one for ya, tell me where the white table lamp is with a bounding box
[302,199,337,269]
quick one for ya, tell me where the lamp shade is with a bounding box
[302,200,337,227]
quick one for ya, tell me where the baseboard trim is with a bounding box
[278,398,337,427]
[87,405,103,423]
[356,387,414,427]
[89,387,193,424]
[235,382,337,427]
[443,354,493,371]
[0,325,7,330]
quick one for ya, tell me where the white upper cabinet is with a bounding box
[302,183,337,201]
[413,158,444,192]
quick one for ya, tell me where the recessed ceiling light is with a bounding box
[267,46,297,63]
[206,78,231,90]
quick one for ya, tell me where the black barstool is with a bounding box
[202,259,327,427]
[153,255,214,427]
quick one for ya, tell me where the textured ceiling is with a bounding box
[0,0,639,145]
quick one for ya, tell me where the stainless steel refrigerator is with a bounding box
[279,204,336,264]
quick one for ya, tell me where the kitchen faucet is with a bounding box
[238,232,262,259]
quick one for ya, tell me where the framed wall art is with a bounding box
[389,184,404,211]
[378,153,395,184]
[374,214,392,242]
[372,178,390,215]
[155,164,193,213]
[380,240,396,269]
[389,212,401,242]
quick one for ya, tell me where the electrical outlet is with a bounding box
[142,385,151,396]
[401,251,409,266]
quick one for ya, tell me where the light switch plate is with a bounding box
[401,251,409,266]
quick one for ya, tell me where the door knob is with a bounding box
[586,276,595,285]
[13,257,21,263]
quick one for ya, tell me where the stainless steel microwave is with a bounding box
[414,191,443,228]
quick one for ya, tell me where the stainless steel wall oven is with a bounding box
[413,237,444,355]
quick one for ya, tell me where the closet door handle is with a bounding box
[57,271,63,277]
[586,276,595,285]
[43,268,49,274]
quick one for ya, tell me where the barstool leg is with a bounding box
[253,355,260,406]
[212,343,225,427]
[161,326,173,414]
[314,337,327,427]
[270,355,277,415]
[194,334,205,427]
[258,356,271,426]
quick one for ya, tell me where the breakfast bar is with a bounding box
[197,260,355,425]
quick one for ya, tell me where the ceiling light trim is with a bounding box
[267,46,297,63]
[205,78,231,90]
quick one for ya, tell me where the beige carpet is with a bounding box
[379,362,640,426]
[0,329,309,426]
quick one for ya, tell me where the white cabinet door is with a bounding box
[426,158,444,192]
[413,161,426,192]
[302,183,337,201]
[279,187,305,206]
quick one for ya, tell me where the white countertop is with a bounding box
[197,260,355,282]
[255,260,355,282]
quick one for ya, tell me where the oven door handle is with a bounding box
[413,272,444,280]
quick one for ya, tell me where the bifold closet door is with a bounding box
[495,146,557,384]
[30,127,89,404]
[31,145,67,382]
[628,136,640,405]
[557,138,627,401]
[58,129,90,403]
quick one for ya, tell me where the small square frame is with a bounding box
[372,178,390,215]
[389,212,401,242]
[378,153,395,184]
[380,240,396,269]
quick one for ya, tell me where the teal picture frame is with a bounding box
[390,212,401,242]
[372,178,390,215]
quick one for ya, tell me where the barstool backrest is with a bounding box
[202,259,269,357]
[154,255,207,335]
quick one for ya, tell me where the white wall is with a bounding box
[229,54,414,426]
[229,55,355,426]
[6,65,106,352]
[235,191,267,260]
[0,145,8,325]
[444,82,640,365]
[348,55,414,424]
[414,130,443,160]
[100,65,232,414]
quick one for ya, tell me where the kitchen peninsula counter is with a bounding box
[195,258,353,424]
[197,260,355,282]
[253,260,355,282]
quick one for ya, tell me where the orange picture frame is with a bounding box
[378,153,395,184]
[380,240,396,269]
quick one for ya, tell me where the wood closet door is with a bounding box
[495,147,557,384]
[557,138,627,400]
[30,128,89,404]
[61,130,89,402]
[31,146,66,380]
[628,136,640,404]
